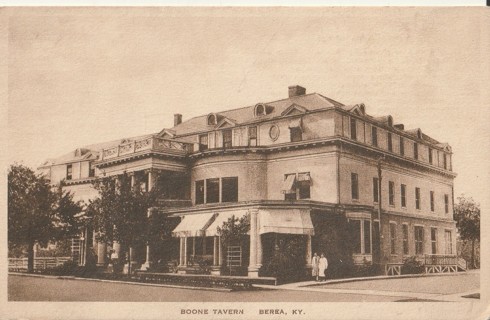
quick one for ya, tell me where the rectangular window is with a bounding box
[290,127,302,142]
[389,181,395,206]
[66,164,72,180]
[248,126,257,146]
[400,137,405,156]
[373,177,379,203]
[350,220,361,254]
[206,178,220,203]
[415,226,424,255]
[430,191,435,212]
[88,162,95,177]
[415,187,421,210]
[444,194,449,214]
[401,184,406,208]
[221,177,238,203]
[429,148,433,164]
[371,126,378,147]
[387,133,393,152]
[402,224,409,255]
[390,223,397,255]
[363,220,371,254]
[199,134,208,151]
[351,173,359,200]
[297,172,311,199]
[445,230,453,254]
[223,130,233,149]
[414,142,418,160]
[195,180,205,205]
[284,174,297,201]
[350,118,357,140]
[431,228,437,254]
[443,153,447,169]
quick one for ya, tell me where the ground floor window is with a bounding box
[402,224,409,255]
[390,223,397,255]
[431,228,437,254]
[445,230,453,254]
[415,226,424,255]
[349,219,371,254]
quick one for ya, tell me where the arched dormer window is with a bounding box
[254,103,274,117]
[417,128,422,139]
[207,113,217,125]
[387,115,393,127]
[359,103,366,115]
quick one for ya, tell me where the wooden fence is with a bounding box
[8,257,71,272]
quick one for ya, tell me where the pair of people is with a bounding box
[311,252,328,282]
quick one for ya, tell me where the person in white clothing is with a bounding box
[318,253,328,281]
[311,252,320,281]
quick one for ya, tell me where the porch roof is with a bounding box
[205,210,249,237]
[259,209,314,236]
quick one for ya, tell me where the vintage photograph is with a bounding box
[3,6,488,320]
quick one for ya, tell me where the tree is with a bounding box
[454,195,480,269]
[8,164,83,272]
[88,173,159,274]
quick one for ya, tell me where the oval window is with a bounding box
[269,125,280,141]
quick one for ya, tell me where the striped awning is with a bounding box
[259,209,314,236]
[171,213,216,238]
[205,211,248,237]
[281,174,296,194]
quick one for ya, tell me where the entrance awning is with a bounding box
[172,213,216,238]
[259,209,314,236]
[206,211,248,237]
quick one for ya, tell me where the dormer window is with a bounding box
[207,113,217,125]
[255,104,265,116]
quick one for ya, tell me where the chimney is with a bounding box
[174,114,182,126]
[394,124,405,130]
[288,85,306,98]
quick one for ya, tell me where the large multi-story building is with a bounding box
[39,85,459,277]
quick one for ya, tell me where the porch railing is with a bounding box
[100,137,194,161]
[8,257,71,271]
[424,254,457,266]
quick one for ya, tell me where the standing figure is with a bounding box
[311,252,320,281]
[318,253,329,281]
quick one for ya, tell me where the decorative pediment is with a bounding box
[350,103,366,116]
[216,117,237,129]
[157,129,176,138]
[436,143,452,152]
[281,103,307,116]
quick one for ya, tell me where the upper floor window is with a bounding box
[223,129,233,149]
[415,187,421,210]
[388,181,395,206]
[89,162,95,177]
[429,148,433,164]
[297,172,311,199]
[351,173,359,200]
[373,177,379,203]
[430,191,435,212]
[443,153,448,170]
[290,127,302,142]
[371,126,378,147]
[400,137,405,156]
[206,178,220,203]
[414,226,424,255]
[221,177,238,202]
[350,118,357,140]
[414,142,418,160]
[199,134,208,151]
[249,126,257,146]
[283,172,311,200]
[387,133,393,152]
[283,173,297,201]
[444,194,449,214]
[195,180,205,205]
[401,184,407,208]
[66,164,73,180]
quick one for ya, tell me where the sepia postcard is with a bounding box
[1,5,489,320]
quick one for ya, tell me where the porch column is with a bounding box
[183,237,188,266]
[248,209,259,277]
[203,237,207,255]
[140,209,153,270]
[130,173,135,188]
[97,240,107,266]
[218,236,223,266]
[256,232,263,269]
[192,237,196,259]
[147,170,155,191]
[179,237,184,266]
[306,235,312,268]
[213,236,219,266]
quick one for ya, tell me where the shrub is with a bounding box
[402,256,424,274]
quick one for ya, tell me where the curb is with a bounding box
[9,272,233,292]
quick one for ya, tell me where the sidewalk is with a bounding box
[255,270,480,302]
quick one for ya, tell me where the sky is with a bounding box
[5,7,489,207]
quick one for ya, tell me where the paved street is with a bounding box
[8,271,479,302]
